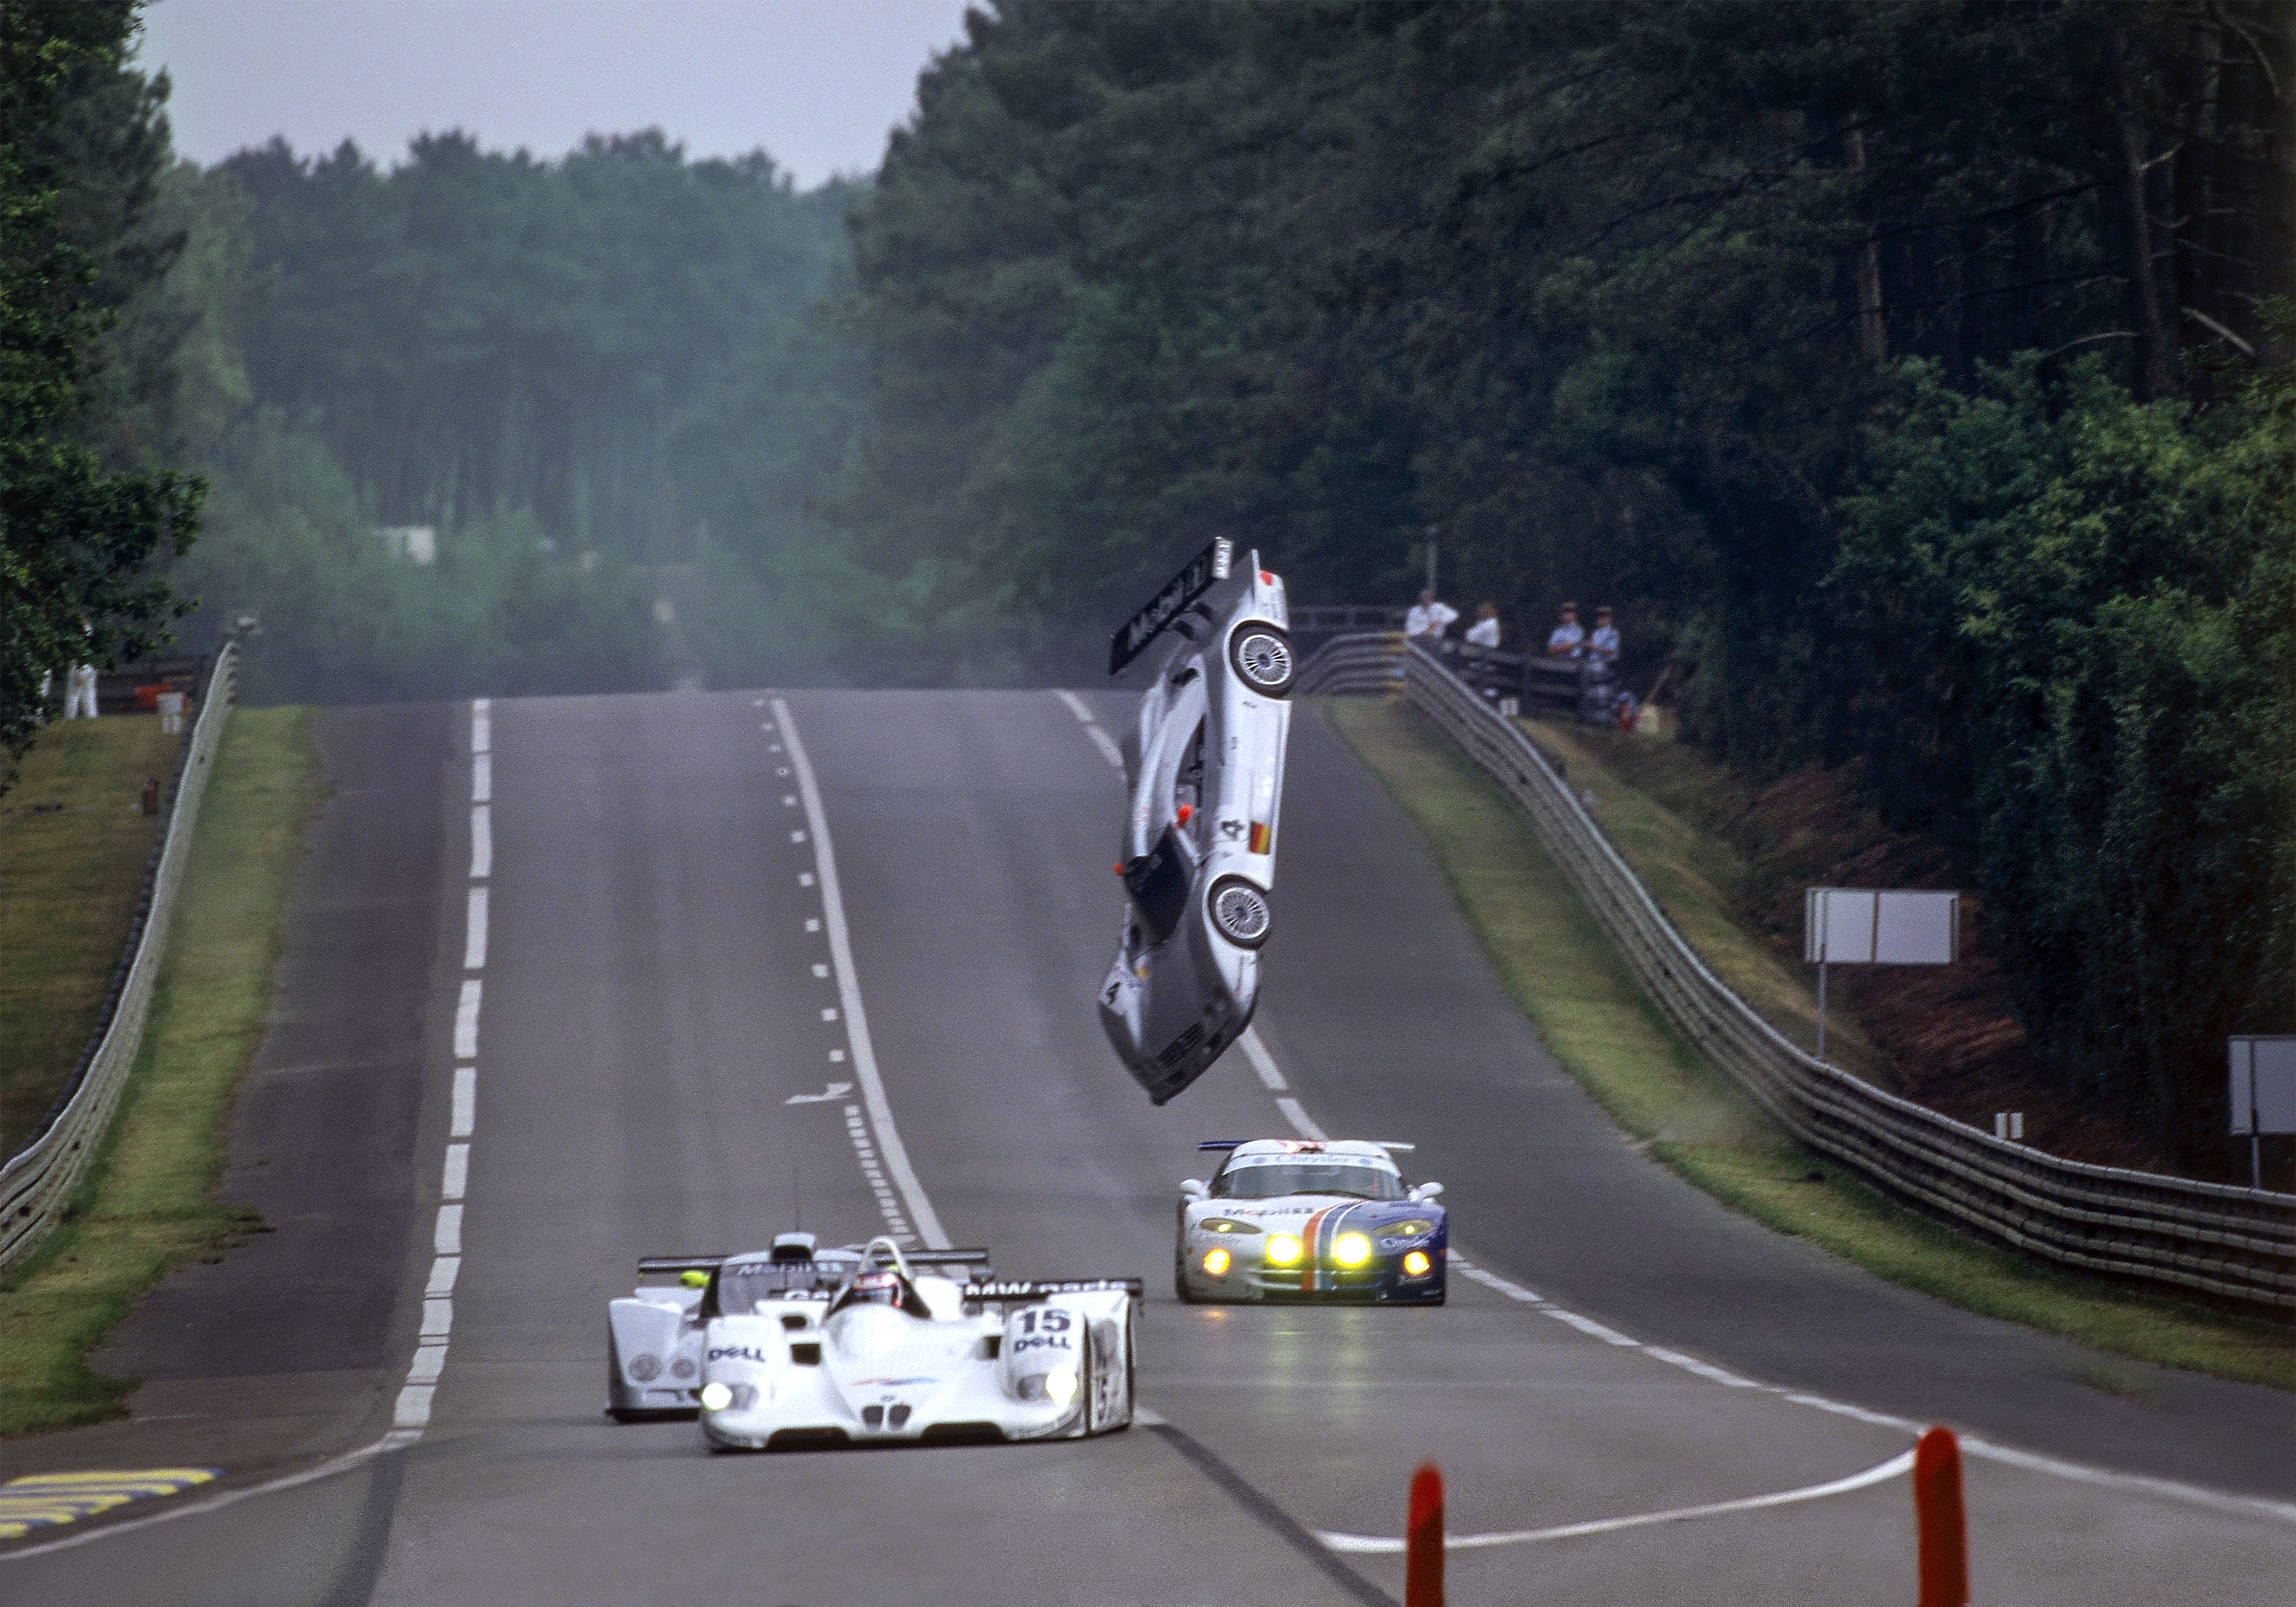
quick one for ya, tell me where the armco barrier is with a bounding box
[0,642,238,1273]
[1313,633,2296,1318]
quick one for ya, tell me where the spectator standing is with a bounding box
[62,663,98,719]
[1545,603,1585,659]
[1464,602,1501,649]
[1587,606,1620,666]
[1404,588,1458,641]
[156,689,187,734]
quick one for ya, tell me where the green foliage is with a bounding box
[0,2,204,783]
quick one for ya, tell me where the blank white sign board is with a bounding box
[1805,889,1959,966]
[2229,1037,2296,1136]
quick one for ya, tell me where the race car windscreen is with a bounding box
[1123,828,1191,946]
[1211,1162,1407,1200]
[717,1260,829,1314]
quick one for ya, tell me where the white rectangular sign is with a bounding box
[2228,1037,2296,1136]
[1805,888,1958,966]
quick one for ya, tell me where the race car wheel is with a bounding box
[1207,875,1272,949]
[1175,1253,1199,1303]
[1228,625,1294,696]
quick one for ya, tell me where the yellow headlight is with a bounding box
[1265,1234,1303,1266]
[1333,1232,1372,1268]
[1402,1250,1433,1278]
[1202,1247,1231,1277]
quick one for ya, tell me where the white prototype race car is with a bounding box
[607,1234,1139,1450]
[1099,537,1294,1103]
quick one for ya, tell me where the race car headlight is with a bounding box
[1200,1218,1261,1235]
[1202,1247,1231,1277]
[1044,1365,1079,1405]
[1265,1235,1303,1267]
[698,1382,733,1412]
[1402,1250,1433,1278]
[1333,1232,1372,1268]
[1387,1220,1435,1239]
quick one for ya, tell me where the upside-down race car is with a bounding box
[607,1234,1140,1449]
[1174,1140,1448,1303]
[1099,538,1294,1104]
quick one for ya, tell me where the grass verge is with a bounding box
[1323,695,2296,1395]
[0,717,185,1156]
[0,708,323,1437]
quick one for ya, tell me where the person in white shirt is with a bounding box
[1545,604,1585,659]
[1404,589,1458,640]
[63,663,98,719]
[1587,606,1620,666]
[1464,602,1501,649]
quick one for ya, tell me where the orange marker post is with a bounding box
[1405,1462,1444,1607]
[1914,1426,1968,1607]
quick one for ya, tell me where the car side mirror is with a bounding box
[1180,1179,1209,1201]
[1410,1182,1444,1202]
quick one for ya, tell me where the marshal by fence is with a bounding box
[1298,633,2296,1319]
[0,643,238,1273]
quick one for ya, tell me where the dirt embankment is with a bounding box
[1579,736,2170,1174]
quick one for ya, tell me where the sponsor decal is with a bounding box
[1011,1334,1073,1354]
[707,1346,776,1364]
[853,1377,937,1388]
[1108,538,1232,674]
[1249,821,1272,854]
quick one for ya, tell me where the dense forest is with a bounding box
[5,0,2292,1168]
[838,0,2296,1167]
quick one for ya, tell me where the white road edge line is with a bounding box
[1053,689,1125,773]
[1274,1095,1325,1140]
[462,886,488,970]
[469,804,491,878]
[773,697,949,1249]
[1317,1450,1917,1554]
[1238,1025,1287,1091]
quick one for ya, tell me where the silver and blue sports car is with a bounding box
[1174,1140,1448,1304]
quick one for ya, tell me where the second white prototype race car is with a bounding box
[1099,537,1294,1103]
[607,1234,1139,1449]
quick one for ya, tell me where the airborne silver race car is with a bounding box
[1099,538,1294,1103]
[607,1234,1139,1449]
[1175,1140,1449,1304]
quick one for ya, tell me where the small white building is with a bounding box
[375,525,437,564]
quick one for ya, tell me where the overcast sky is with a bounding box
[135,0,979,188]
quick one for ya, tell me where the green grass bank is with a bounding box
[1322,695,2296,1396]
[0,708,323,1437]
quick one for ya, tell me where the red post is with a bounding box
[1405,1461,1444,1607]
[1914,1427,1968,1607]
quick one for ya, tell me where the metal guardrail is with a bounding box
[0,643,238,1273]
[1311,633,2296,1318]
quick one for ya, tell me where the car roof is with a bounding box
[1221,1139,1398,1168]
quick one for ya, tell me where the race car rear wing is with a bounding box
[1108,538,1234,675]
[962,1278,1144,1303]
[637,1248,994,1276]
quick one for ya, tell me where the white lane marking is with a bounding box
[393,1386,434,1428]
[1455,1260,1544,1303]
[1053,689,1127,774]
[1239,1025,1288,1091]
[774,699,949,1248]
[441,1143,469,1200]
[785,1082,854,1106]
[433,1204,462,1256]
[799,872,816,887]
[1644,1346,1761,1388]
[453,980,482,1058]
[469,805,491,878]
[828,1048,847,1063]
[790,828,807,843]
[783,794,797,807]
[471,714,490,756]
[450,1067,476,1138]
[407,1344,447,1383]
[425,1258,460,1296]
[841,1102,913,1239]
[1956,1435,2296,1526]
[462,886,488,970]
[1545,1307,1640,1346]
[1274,1096,1325,1140]
[821,1007,838,1021]
[471,752,491,803]
[811,963,828,978]
[420,1299,453,1338]
[1317,1450,1916,1554]
[805,918,820,933]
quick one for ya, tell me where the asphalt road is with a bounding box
[14,685,2296,1604]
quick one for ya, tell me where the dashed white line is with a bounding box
[462,886,488,970]
[1054,689,1127,774]
[450,1067,476,1138]
[433,1204,462,1256]
[441,1143,469,1200]
[425,1257,460,1296]
[774,699,948,1249]
[469,805,491,878]
[453,980,482,1059]
[471,753,491,804]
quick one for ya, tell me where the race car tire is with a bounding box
[1206,875,1272,949]
[1174,1254,1199,1303]
[1228,624,1294,696]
